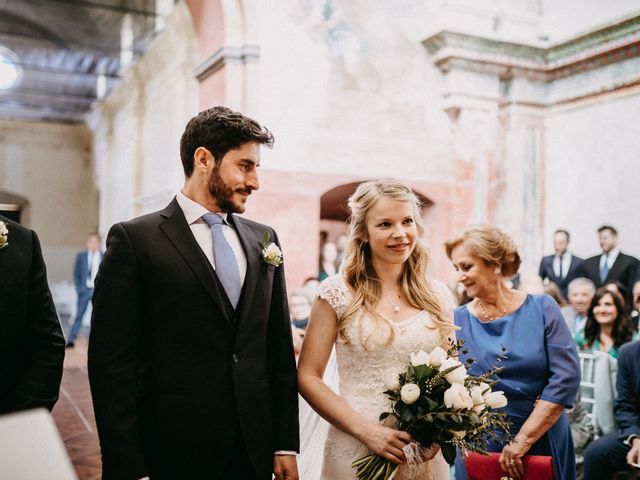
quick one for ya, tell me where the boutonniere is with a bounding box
[0,221,8,250]
[260,231,283,267]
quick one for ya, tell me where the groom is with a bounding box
[88,107,299,480]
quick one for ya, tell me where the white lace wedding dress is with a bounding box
[317,274,451,480]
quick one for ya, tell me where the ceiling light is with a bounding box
[0,47,21,90]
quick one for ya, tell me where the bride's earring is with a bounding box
[494,266,501,274]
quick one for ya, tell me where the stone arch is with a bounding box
[320,181,434,223]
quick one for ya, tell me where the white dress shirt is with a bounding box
[553,253,572,279]
[176,192,247,286]
[86,250,101,288]
[600,247,620,272]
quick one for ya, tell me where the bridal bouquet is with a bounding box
[352,341,511,480]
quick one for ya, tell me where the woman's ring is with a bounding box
[510,459,516,464]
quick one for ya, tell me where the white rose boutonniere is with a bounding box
[0,221,8,250]
[260,232,282,267]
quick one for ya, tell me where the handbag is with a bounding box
[465,452,555,480]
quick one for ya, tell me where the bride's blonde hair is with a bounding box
[339,178,454,349]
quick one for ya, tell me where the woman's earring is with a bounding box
[494,266,501,274]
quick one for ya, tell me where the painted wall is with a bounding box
[544,92,640,259]
[0,119,96,283]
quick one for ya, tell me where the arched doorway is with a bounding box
[0,191,29,223]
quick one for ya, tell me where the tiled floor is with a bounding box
[52,337,102,480]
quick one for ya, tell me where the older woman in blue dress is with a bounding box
[446,225,580,480]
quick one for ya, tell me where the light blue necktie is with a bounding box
[202,213,241,308]
[599,253,610,283]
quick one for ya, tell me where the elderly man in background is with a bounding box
[562,277,596,334]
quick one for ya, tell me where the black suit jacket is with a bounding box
[615,340,640,441]
[576,252,640,293]
[88,199,299,480]
[538,253,583,298]
[0,215,65,414]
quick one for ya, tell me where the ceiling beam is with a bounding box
[45,0,160,17]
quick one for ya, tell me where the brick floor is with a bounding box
[52,337,102,480]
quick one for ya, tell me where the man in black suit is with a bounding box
[66,232,102,347]
[88,107,299,480]
[0,216,65,415]
[583,340,640,478]
[538,229,583,298]
[576,225,640,297]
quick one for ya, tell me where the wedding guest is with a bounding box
[577,225,639,294]
[544,281,568,307]
[446,225,580,480]
[335,233,347,266]
[0,215,65,414]
[582,340,640,479]
[575,288,637,359]
[562,278,596,334]
[299,179,454,479]
[66,232,102,347]
[633,280,640,330]
[290,289,312,356]
[538,229,583,299]
[318,241,338,281]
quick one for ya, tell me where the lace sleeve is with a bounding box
[316,274,351,317]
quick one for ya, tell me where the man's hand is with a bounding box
[627,437,640,467]
[274,454,298,480]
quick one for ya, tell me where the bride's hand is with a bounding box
[358,424,413,465]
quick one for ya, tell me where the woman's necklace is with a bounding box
[477,291,515,321]
[382,290,402,313]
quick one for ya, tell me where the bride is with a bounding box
[298,179,455,479]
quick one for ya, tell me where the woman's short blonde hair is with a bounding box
[444,225,521,277]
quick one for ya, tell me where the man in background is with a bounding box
[577,225,639,298]
[67,232,102,348]
[538,229,583,299]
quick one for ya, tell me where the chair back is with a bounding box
[578,352,597,430]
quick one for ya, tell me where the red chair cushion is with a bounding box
[465,452,555,480]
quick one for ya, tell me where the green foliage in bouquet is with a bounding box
[352,340,512,480]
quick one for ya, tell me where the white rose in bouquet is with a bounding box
[383,368,401,391]
[427,347,447,367]
[400,383,421,404]
[484,390,508,408]
[0,222,7,235]
[439,358,467,384]
[470,385,485,405]
[443,383,474,410]
[410,350,430,367]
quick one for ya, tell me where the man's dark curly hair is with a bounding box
[180,106,274,177]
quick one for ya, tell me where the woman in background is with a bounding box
[575,288,637,359]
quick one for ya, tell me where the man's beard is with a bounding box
[207,168,246,213]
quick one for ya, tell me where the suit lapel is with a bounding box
[159,199,232,323]
[607,253,626,282]
[229,214,261,324]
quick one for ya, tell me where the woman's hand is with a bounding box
[499,438,531,480]
[357,423,413,465]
